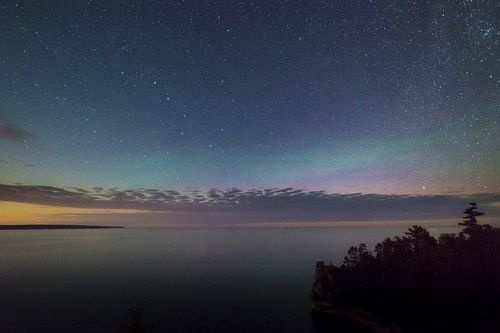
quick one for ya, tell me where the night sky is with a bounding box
[0,1,498,226]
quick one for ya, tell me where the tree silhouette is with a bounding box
[312,202,500,332]
[344,243,371,267]
[404,225,436,252]
[459,202,490,237]
[459,202,484,228]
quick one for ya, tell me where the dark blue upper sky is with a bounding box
[0,0,498,195]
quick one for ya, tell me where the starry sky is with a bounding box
[0,1,498,226]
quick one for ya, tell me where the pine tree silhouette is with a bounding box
[459,202,484,227]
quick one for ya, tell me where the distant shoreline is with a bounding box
[0,225,123,230]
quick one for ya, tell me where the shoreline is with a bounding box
[312,302,401,333]
[0,224,123,230]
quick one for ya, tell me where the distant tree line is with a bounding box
[312,203,500,332]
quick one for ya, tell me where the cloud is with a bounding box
[0,184,499,225]
[0,124,32,142]
[0,158,35,168]
[13,158,34,167]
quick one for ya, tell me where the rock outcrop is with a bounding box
[312,261,400,333]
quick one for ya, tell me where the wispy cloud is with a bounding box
[0,124,32,142]
[1,158,36,168]
[12,158,35,168]
[0,184,498,225]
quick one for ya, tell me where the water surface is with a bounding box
[0,226,458,332]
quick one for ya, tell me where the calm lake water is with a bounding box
[0,226,458,332]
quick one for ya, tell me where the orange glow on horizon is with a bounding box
[0,201,147,225]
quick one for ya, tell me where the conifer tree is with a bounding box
[459,202,484,227]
